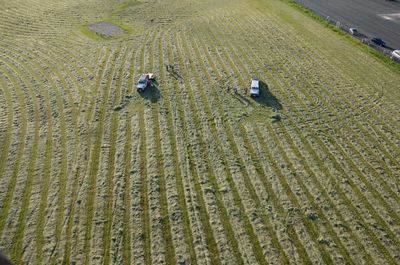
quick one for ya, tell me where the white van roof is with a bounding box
[251,79,259,88]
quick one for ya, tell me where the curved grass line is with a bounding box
[232,12,399,262]
[177,30,249,265]
[241,13,400,248]
[101,44,130,265]
[61,46,109,265]
[193,20,315,264]
[159,31,200,265]
[0,79,14,181]
[150,33,178,265]
[0,68,28,239]
[180,28,278,265]
[83,47,122,265]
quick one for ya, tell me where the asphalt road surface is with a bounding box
[294,0,400,49]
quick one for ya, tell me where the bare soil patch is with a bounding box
[88,22,126,37]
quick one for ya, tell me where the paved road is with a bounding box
[295,0,400,49]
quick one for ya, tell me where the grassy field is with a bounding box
[0,0,399,264]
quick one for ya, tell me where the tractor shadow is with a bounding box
[139,79,162,103]
[253,80,282,111]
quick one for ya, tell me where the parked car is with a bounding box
[136,73,155,92]
[390,50,400,60]
[371,38,386,47]
[250,76,260,97]
[137,74,149,92]
[349,28,358,36]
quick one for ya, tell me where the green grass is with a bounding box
[0,0,399,264]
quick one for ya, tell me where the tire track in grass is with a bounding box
[62,47,109,265]
[175,29,236,265]
[83,47,122,265]
[150,32,177,265]
[244,13,400,254]
[180,28,270,265]
[252,12,400,204]
[187,26,306,264]
[250,6,400,186]
[236,12,390,262]
[136,31,154,265]
[160,30,199,265]
[217,17,379,260]
[0,49,55,265]
[127,32,152,265]
[228,6,396,255]
[89,45,127,263]
[192,20,314,264]
[116,46,138,265]
[234,10,396,262]
[0,78,13,181]
[209,12,366,264]
[166,31,215,265]
[6,67,41,265]
[12,43,73,264]
[102,44,130,265]
[129,113,146,265]
[144,29,170,265]
[177,29,247,265]
[122,116,133,264]
[203,14,339,263]
[0,68,28,239]
[116,41,143,265]
[138,106,151,265]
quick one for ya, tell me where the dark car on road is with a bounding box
[371,38,386,47]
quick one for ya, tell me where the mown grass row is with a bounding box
[0,78,14,183]
[236,8,396,260]
[101,43,132,265]
[0,65,28,243]
[82,47,121,265]
[182,26,293,264]
[244,11,400,250]
[169,30,223,265]
[24,41,72,264]
[195,6,396,262]
[62,46,108,265]
[0,45,65,265]
[150,32,177,265]
[159,29,199,265]
[198,20,334,264]
[3,56,41,265]
[191,17,318,263]
[194,22,312,264]
[219,5,396,260]
[177,29,256,265]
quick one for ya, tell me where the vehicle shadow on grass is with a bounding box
[139,80,162,103]
[253,80,282,111]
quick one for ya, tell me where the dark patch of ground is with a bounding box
[88,22,126,37]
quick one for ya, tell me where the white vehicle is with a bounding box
[390,50,400,60]
[136,73,155,92]
[250,77,260,97]
[349,28,358,36]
